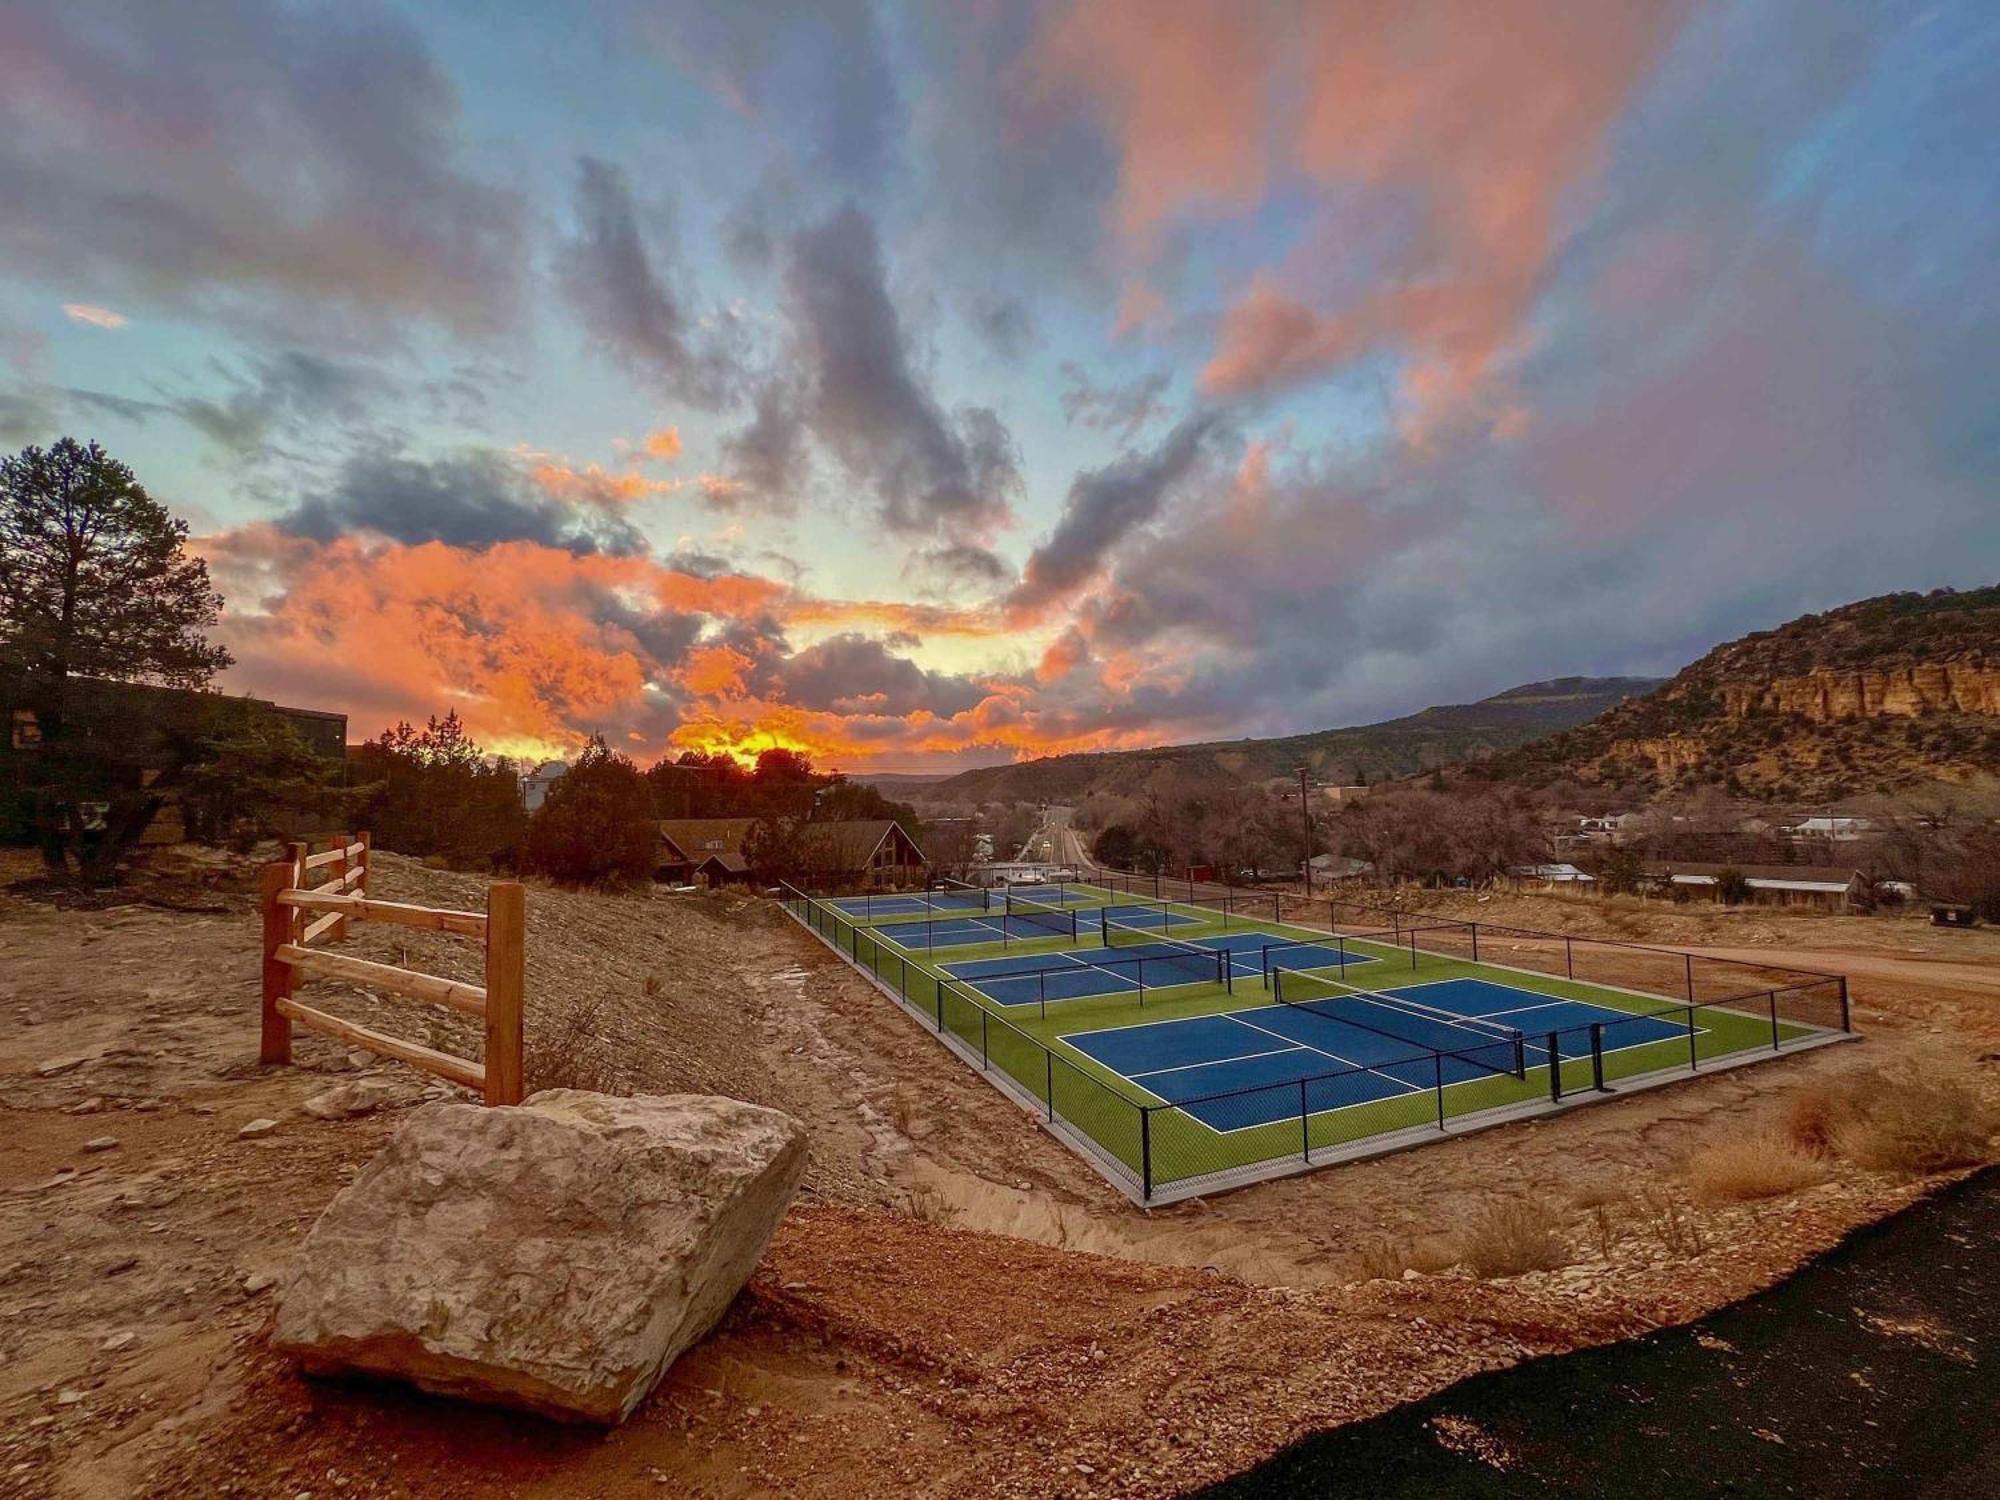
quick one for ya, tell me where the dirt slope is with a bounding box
[1,851,1993,1498]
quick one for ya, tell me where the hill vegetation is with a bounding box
[916,676,1661,806]
[1465,587,2000,802]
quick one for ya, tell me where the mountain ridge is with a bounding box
[915,675,1663,804]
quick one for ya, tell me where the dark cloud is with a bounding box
[711,380,811,511]
[783,206,1022,542]
[776,633,989,716]
[278,449,647,557]
[621,0,902,191]
[560,156,741,407]
[1009,411,1222,615]
[0,387,61,445]
[173,352,382,456]
[0,0,523,338]
[911,543,1013,589]
[974,297,1037,361]
[1059,363,1172,443]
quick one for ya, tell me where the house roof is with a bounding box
[802,819,927,869]
[695,850,750,874]
[657,817,928,869]
[1640,861,1862,884]
[658,818,761,862]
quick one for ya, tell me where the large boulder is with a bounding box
[271,1090,807,1423]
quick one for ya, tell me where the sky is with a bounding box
[2,0,1995,772]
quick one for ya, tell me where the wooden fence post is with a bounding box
[357,830,372,903]
[260,862,294,1064]
[331,831,351,942]
[483,882,526,1106]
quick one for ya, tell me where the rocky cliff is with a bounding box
[1471,587,2000,801]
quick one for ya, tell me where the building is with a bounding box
[519,760,568,812]
[1512,862,1596,886]
[656,817,928,888]
[1789,815,1872,842]
[1308,853,1375,882]
[1638,861,1868,911]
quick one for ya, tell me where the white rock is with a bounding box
[238,1119,279,1139]
[244,1270,279,1295]
[272,1091,807,1424]
[35,1055,90,1078]
[82,1137,119,1153]
[301,1077,419,1121]
[100,1332,137,1353]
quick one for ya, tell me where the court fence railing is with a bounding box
[1087,867,1852,1036]
[778,877,1854,1204]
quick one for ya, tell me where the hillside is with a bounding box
[917,676,1661,805]
[1470,586,2000,801]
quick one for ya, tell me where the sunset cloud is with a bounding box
[61,303,127,329]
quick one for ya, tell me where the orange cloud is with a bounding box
[1033,0,1274,252]
[642,427,682,460]
[529,460,679,504]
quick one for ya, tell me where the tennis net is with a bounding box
[1104,914,1230,991]
[1272,966,1526,1078]
[929,879,989,912]
[1005,891,1078,940]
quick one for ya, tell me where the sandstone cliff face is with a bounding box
[1716,662,1999,721]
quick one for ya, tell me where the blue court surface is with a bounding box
[827,891,988,919]
[1063,977,1697,1131]
[942,941,1225,1006]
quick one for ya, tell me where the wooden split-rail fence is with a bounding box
[259,832,525,1105]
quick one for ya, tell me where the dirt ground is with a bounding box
[2,852,1995,1500]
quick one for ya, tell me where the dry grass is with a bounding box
[1354,1234,1459,1281]
[1456,1198,1569,1279]
[525,991,628,1095]
[1830,1069,1997,1175]
[1685,1132,1828,1203]
[1635,1187,1703,1255]
[1781,1063,1997,1178]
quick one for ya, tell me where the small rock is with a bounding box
[190,1104,217,1116]
[83,1136,120,1153]
[55,1389,85,1406]
[134,1098,165,1113]
[68,1097,106,1115]
[243,1270,279,1295]
[102,1255,139,1276]
[347,1050,378,1068]
[36,1055,90,1078]
[101,1332,138,1353]
[1402,1268,1424,1281]
[238,1119,279,1139]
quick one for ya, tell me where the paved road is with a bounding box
[1199,1166,2000,1498]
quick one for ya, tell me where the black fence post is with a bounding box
[1565,935,1574,978]
[1044,1052,1054,1120]
[1839,976,1852,1032]
[1769,990,1781,1051]
[980,1009,989,1069]
[1590,1024,1606,1092]
[1684,952,1695,1003]
[1140,1108,1153,1201]
[1435,1053,1446,1129]
[1408,930,1418,970]
[1686,1005,1699,1070]
[1299,1079,1310,1164]
[1470,924,1479,963]
[1547,1032,1562,1103]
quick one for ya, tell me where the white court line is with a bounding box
[1130,1044,1305,1080]
[1221,1014,1422,1096]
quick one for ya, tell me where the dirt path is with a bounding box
[1,855,1994,1498]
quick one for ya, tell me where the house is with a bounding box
[656,817,928,888]
[1638,861,1868,911]
[1308,854,1374,882]
[519,760,568,812]
[1575,813,1643,841]
[1512,862,1595,886]
[1790,815,1872,842]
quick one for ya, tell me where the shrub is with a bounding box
[1456,1198,1568,1278]
[1354,1235,1459,1281]
[1831,1068,1997,1176]
[1685,1133,1828,1202]
[523,736,656,885]
[525,991,627,1096]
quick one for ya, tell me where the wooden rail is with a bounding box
[258,831,526,1105]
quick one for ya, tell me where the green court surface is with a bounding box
[782,880,1850,1202]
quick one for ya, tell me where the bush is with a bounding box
[1830,1067,1997,1176]
[523,736,657,885]
[1354,1235,1459,1281]
[1457,1198,1568,1278]
[525,990,627,1095]
[1685,1132,1828,1202]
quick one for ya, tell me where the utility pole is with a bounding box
[1298,764,1314,896]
